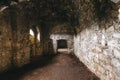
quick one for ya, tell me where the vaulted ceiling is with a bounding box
[0,0,119,30]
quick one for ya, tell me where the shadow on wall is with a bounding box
[47,39,54,54]
[57,39,68,48]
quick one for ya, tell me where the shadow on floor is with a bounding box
[0,54,57,80]
[0,53,100,80]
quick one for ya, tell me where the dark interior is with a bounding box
[57,39,67,48]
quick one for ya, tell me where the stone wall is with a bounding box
[0,7,31,69]
[13,10,30,67]
[74,20,120,80]
[0,5,42,71]
[0,10,12,71]
[9,5,44,67]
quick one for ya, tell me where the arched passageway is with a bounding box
[0,0,120,80]
[29,29,35,58]
[29,26,42,61]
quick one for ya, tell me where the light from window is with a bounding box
[37,33,40,41]
[29,29,34,36]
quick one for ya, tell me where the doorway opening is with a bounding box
[57,39,67,49]
[57,39,68,53]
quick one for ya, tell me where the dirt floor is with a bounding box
[0,53,100,80]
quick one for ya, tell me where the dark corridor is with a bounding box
[57,40,68,49]
[0,0,118,80]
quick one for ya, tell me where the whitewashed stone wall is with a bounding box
[50,34,73,54]
[74,21,120,80]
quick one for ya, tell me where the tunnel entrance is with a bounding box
[57,39,67,49]
[57,39,68,53]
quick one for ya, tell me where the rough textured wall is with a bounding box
[0,6,31,68]
[9,4,42,67]
[73,1,120,80]
[13,8,30,67]
[0,10,12,71]
[0,5,39,70]
[74,19,120,80]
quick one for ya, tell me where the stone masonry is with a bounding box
[74,9,120,80]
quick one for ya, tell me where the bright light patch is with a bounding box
[0,6,8,12]
[110,0,119,3]
[37,33,40,41]
[118,8,120,20]
[30,29,34,36]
